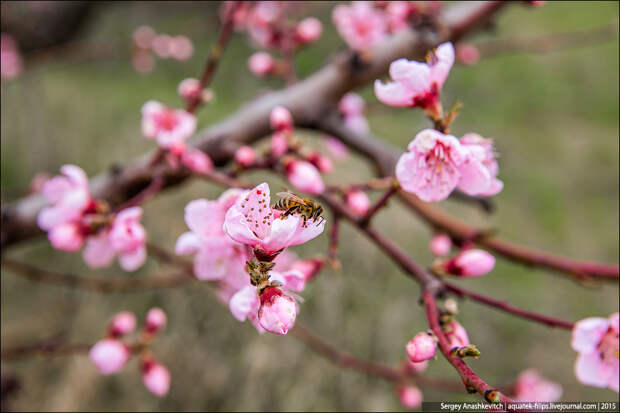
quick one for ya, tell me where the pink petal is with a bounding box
[575,352,613,388]
[339,92,365,117]
[185,199,225,238]
[193,242,238,281]
[41,176,71,203]
[83,231,116,269]
[48,223,84,251]
[60,164,89,189]
[118,245,147,271]
[223,205,261,247]
[287,217,326,247]
[389,58,431,96]
[572,317,610,354]
[374,80,414,107]
[344,114,369,135]
[229,285,259,322]
[237,183,273,239]
[259,215,300,253]
[457,157,492,196]
[430,42,455,88]
[174,232,201,255]
[115,206,142,224]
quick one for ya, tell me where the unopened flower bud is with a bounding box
[441,249,495,277]
[346,189,370,216]
[270,106,293,131]
[456,44,480,66]
[271,132,289,158]
[89,339,130,375]
[430,233,452,257]
[178,78,201,101]
[307,151,333,174]
[397,385,423,409]
[258,287,297,335]
[404,358,428,375]
[142,358,171,397]
[145,307,167,334]
[109,311,137,337]
[235,145,256,167]
[248,52,275,77]
[295,17,323,44]
[285,160,325,195]
[406,332,436,362]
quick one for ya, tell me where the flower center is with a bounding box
[598,328,619,365]
[156,109,179,131]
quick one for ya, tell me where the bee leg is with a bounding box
[281,205,299,219]
[302,215,307,228]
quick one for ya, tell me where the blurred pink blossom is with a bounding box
[346,189,370,216]
[108,207,147,271]
[152,34,173,58]
[429,233,452,257]
[142,359,171,397]
[397,385,423,409]
[1,33,23,80]
[271,132,289,158]
[295,17,323,44]
[109,311,137,338]
[456,43,481,66]
[248,51,276,77]
[332,2,388,51]
[145,307,167,334]
[285,160,325,195]
[181,147,214,174]
[235,145,256,167]
[141,101,196,149]
[308,151,333,174]
[169,35,193,61]
[325,136,350,161]
[89,339,130,375]
[132,50,155,74]
[513,369,563,402]
[270,105,293,131]
[178,78,201,100]
[444,320,470,349]
[133,25,156,49]
[571,312,619,392]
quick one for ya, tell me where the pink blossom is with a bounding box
[271,132,289,158]
[181,147,214,174]
[175,191,248,281]
[1,34,23,80]
[385,1,412,33]
[235,145,256,167]
[429,233,452,257]
[325,136,350,161]
[48,222,85,252]
[444,320,470,349]
[89,339,130,375]
[339,92,365,117]
[270,269,307,293]
[141,101,196,149]
[442,249,495,277]
[332,2,388,51]
[346,189,370,216]
[295,17,323,44]
[458,133,503,197]
[258,286,297,335]
[290,258,324,283]
[142,360,171,397]
[152,34,172,58]
[169,35,193,61]
[145,307,167,334]
[229,285,261,323]
[571,312,619,392]
[285,160,325,195]
[248,51,275,77]
[270,106,293,131]
[133,25,156,49]
[513,369,563,402]
[397,385,423,409]
[374,42,454,116]
[406,332,436,362]
[109,311,137,337]
[38,165,91,232]
[178,78,201,100]
[456,44,481,66]
[308,151,333,174]
[223,183,325,255]
[108,207,147,271]
[395,129,465,202]
[132,50,155,74]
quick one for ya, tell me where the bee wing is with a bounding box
[276,192,305,203]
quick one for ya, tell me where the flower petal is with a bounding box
[118,245,147,271]
[174,232,201,255]
[574,352,613,388]
[374,79,414,107]
[572,317,610,354]
[83,231,116,269]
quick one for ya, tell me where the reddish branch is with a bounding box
[360,185,398,225]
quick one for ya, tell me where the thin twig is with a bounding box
[359,185,398,225]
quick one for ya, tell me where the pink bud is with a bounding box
[142,360,171,397]
[456,44,480,66]
[181,147,213,174]
[235,145,256,167]
[48,222,84,252]
[178,78,201,100]
[325,136,349,160]
[169,35,193,61]
[308,151,333,174]
[296,17,323,44]
[285,160,325,195]
[406,332,436,362]
[290,258,324,282]
[270,106,293,131]
[109,311,137,337]
[444,320,470,349]
[133,25,156,49]
[346,189,370,216]
[258,287,297,335]
[132,50,155,74]
[89,339,130,375]
[397,385,423,409]
[429,233,452,257]
[145,307,167,334]
[443,249,495,277]
[248,51,275,77]
[271,132,289,158]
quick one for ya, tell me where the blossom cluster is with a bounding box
[89,308,170,397]
[36,165,148,271]
[132,25,194,74]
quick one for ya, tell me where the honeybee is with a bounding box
[274,191,325,227]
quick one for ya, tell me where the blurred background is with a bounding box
[1,1,618,411]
